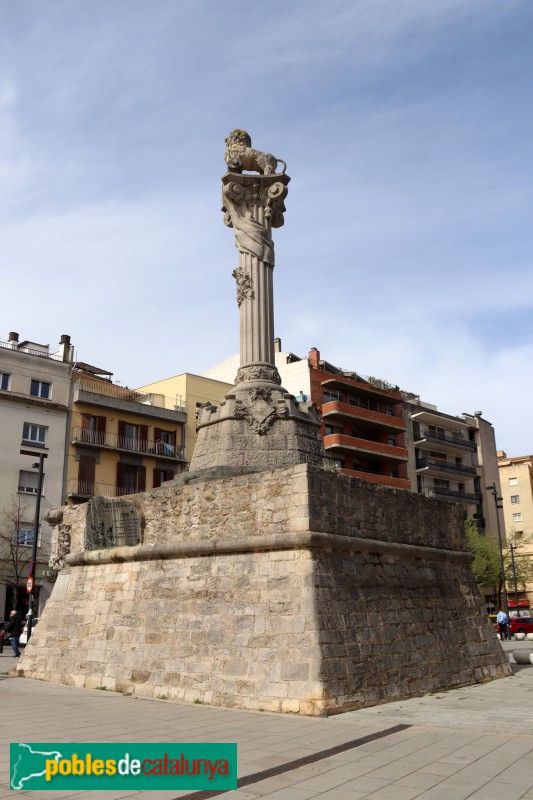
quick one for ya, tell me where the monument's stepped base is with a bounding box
[18,465,510,715]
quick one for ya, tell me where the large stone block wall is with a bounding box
[18,465,510,714]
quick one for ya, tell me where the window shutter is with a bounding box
[118,420,126,449]
[139,425,148,452]
[81,414,91,430]
[138,466,146,492]
[153,468,161,489]
[97,416,106,432]
[116,462,125,489]
[78,455,96,483]
[154,427,162,441]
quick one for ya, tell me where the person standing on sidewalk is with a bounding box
[496,609,510,641]
[4,610,23,658]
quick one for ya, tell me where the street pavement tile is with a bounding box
[311,791,368,800]
[466,784,533,800]
[247,789,318,800]
[328,774,392,792]
[365,785,422,800]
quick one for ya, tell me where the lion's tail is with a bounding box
[276,158,287,174]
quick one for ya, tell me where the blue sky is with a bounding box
[1,0,532,456]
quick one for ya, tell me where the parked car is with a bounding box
[19,617,39,646]
[509,617,533,636]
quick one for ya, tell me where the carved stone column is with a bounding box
[189,132,325,475]
[222,172,288,379]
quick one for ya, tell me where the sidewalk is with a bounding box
[2,640,533,800]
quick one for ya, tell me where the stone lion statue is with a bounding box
[225,130,286,175]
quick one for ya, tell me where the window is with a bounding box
[429,451,447,463]
[18,469,44,495]
[16,526,36,546]
[22,422,46,447]
[118,421,148,452]
[153,468,175,488]
[154,428,176,456]
[323,389,342,403]
[434,479,450,490]
[513,513,522,523]
[428,425,446,439]
[511,495,520,504]
[30,379,51,399]
[509,477,518,486]
[325,424,343,436]
[514,531,524,540]
[81,414,106,444]
[1,372,10,390]
[117,463,146,495]
[387,436,396,446]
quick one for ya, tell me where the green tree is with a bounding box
[464,519,501,591]
[465,520,533,611]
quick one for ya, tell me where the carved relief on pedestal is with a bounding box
[45,507,72,571]
[234,391,292,436]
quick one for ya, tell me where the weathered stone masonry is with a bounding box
[18,464,510,714]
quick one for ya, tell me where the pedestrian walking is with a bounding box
[496,609,510,641]
[4,610,23,658]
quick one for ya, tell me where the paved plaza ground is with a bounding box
[2,639,533,800]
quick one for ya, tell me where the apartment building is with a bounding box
[498,451,533,614]
[205,345,411,490]
[404,402,502,534]
[136,373,233,468]
[66,365,187,502]
[0,332,74,617]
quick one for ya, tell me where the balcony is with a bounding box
[67,479,139,499]
[71,427,185,461]
[414,427,476,453]
[421,487,478,504]
[324,433,409,462]
[73,379,186,423]
[322,400,406,431]
[416,457,477,479]
[340,468,411,490]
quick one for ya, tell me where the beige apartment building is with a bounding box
[0,332,74,618]
[136,373,232,469]
[66,364,187,503]
[498,452,533,615]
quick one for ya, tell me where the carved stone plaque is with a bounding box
[85,496,141,551]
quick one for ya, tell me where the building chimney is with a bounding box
[58,334,74,363]
[308,347,320,370]
[274,337,282,353]
[8,332,19,348]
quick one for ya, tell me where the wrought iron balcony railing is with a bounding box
[67,480,140,498]
[71,427,185,460]
[416,457,477,476]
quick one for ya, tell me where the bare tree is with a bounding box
[0,495,37,610]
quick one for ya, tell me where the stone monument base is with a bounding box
[17,465,510,714]
[190,370,326,473]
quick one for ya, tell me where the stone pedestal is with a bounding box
[18,466,511,714]
[190,169,325,474]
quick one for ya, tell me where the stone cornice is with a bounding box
[66,530,473,566]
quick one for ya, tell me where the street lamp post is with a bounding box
[487,483,508,617]
[20,449,47,644]
[509,542,520,618]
